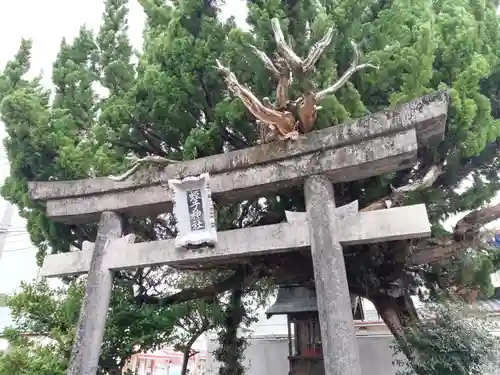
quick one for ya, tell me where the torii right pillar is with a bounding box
[304,174,362,375]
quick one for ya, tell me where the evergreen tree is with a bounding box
[0,279,181,375]
[393,302,500,375]
[2,0,500,373]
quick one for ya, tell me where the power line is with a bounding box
[2,247,37,253]
[5,234,30,240]
[0,203,14,262]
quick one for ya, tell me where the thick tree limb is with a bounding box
[356,162,500,264]
[215,59,298,140]
[316,42,378,101]
[303,26,334,72]
[357,163,500,264]
[453,202,500,240]
[411,202,500,264]
[137,267,264,306]
[371,294,425,375]
[410,238,462,265]
[361,165,444,212]
[270,18,302,70]
[249,45,281,79]
[108,154,179,181]
[294,92,318,134]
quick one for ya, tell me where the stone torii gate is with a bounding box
[29,91,448,375]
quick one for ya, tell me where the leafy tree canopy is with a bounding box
[394,302,500,375]
[2,0,500,373]
[0,277,181,374]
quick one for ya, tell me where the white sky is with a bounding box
[0,0,247,294]
[0,0,499,296]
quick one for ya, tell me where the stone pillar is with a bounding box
[67,211,123,375]
[304,175,362,375]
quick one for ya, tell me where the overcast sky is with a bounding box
[0,0,248,294]
[0,0,499,295]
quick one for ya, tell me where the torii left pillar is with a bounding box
[305,175,362,375]
[68,211,123,375]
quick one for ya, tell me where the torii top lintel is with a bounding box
[28,91,449,224]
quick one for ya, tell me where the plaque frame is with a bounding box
[168,173,217,248]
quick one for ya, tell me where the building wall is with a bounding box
[204,334,400,375]
[121,340,209,375]
[243,337,289,375]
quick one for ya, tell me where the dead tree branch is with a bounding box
[108,154,179,181]
[315,42,379,101]
[361,165,444,212]
[215,59,299,140]
[217,18,376,142]
[303,26,335,72]
[270,18,302,70]
[249,45,281,79]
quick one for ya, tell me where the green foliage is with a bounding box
[0,293,7,307]
[1,278,182,374]
[214,288,249,375]
[393,302,500,375]
[170,299,224,375]
[0,338,67,375]
[2,0,500,373]
[420,247,500,301]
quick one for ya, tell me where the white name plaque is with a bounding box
[168,173,217,248]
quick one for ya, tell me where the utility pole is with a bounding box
[0,202,14,262]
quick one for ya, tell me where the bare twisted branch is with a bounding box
[316,41,378,101]
[303,26,335,72]
[249,45,281,79]
[215,59,298,140]
[270,18,302,70]
[108,154,179,181]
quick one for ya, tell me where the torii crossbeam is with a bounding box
[29,91,448,375]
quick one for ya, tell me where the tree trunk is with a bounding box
[215,283,246,375]
[371,293,426,375]
[181,334,201,375]
[106,367,123,375]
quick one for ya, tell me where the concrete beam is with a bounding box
[40,129,418,223]
[28,91,448,224]
[39,204,431,277]
[29,91,448,201]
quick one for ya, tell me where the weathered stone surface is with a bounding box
[39,204,430,277]
[168,173,217,248]
[285,200,359,224]
[67,212,134,375]
[27,91,449,375]
[28,90,449,203]
[304,174,362,375]
[41,129,418,223]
